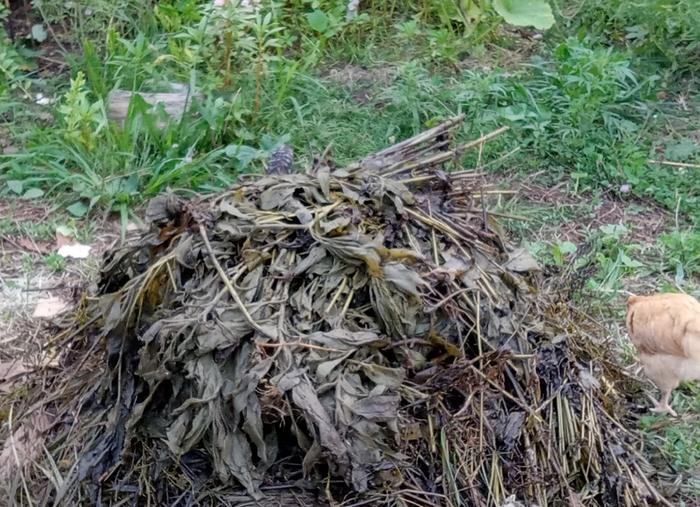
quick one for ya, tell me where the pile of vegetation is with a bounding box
[0,117,674,506]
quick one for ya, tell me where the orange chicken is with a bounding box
[625,292,700,416]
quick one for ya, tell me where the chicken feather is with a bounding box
[625,292,700,416]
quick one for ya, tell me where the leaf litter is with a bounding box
[0,115,675,506]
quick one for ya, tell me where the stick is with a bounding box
[370,114,465,158]
[647,159,700,169]
[255,341,344,353]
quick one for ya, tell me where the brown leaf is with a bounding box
[292,377,350,474]
[14,236,52,254]
[33,296,70,318]
[55,231,73,248]
[504,247,541,273]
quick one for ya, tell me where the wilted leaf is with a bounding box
[351,393,399,422]
[316,351,354,380]
[358,363,405,388]
[33,296,69,318]
[382,262,428,297]
[259,185,295,210]
[0,361,32,393]
[308,329,384,351]
[504,247,541,272]
[292,378,350,472]
[14,236,52,253]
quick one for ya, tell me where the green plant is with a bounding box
[408,0,554,34]
[0,79,266,225]
[625,161,700,226]
[658,229,700,282]
[560,0,700,75]
[44,252,66,271]
[0,5,32,98]
[639,383,700,474]
[57,71,107,151]
[550,239,577,266]
[585,224,644,292]
[34,0,159,49]
[154,0,202,32]
[457,37,654,185]
[523,238,577,268]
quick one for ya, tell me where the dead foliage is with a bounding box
[0,115,673,506]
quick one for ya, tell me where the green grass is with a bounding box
[639,383,700,496]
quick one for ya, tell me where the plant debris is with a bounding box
[0,115,673,506]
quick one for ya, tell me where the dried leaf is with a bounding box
[382,262,427,297]
[0,361,32,393]
[14,236,52,253]
[504,247,541,272]
[292,377,350,474]
[308,329,385,351]
[33,296,69,318]
[0,411,52,479]
[351,393,400,422]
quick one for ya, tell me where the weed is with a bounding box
[639,383,700,472]
[525,238,578,268]
[0,5,32,98]
[560,0,700,76]
[57,71,107,151]
[44,252,66,272]
[658,229,700,282]
[36,0,159,48]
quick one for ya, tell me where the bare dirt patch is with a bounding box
[0,199,143,362]
[322,63,397,105]
[501,172,674,244]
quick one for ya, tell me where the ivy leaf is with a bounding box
[31,24,48,43]
[307,10,329,33]
[22,188,45,199]
[7,180,24,195]
[492,0,555,30]
[67,201,89,218]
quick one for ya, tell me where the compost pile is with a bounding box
[2,116,671,506]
